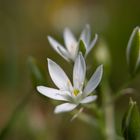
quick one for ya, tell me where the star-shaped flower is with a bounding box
[48,25,98,62]
[37,53,103,113]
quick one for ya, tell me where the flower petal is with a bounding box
[84,65,103,96]
[48,36,64,52]
[80,95,97,104]
[54,103,77,114]
[48,59,73,91]
[80,24,91,48]
[63,28,78,59]
[73,53,86,90]
[57,46,71,62]
[48,36,69,61]
[86,34,98,55]
[37,86,69,101]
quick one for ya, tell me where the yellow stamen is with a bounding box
[73,89,80,96]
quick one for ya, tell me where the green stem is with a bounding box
[101,81,115,140]
[0,89,33,140]
[112,74,138,103]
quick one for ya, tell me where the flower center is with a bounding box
[73,89,80,96]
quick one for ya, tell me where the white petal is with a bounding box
[73,53,86,90]
[54,103,77,114]
[80,24,91,48]
[57,46,71,62]
[48,59,73,91]
[37,86,69,101]
[48,36,69,60]
[48,36,64,52]
[84,65,103,96]
[80,95,97,104]
[63,28,78,59]
[86,34,98,55]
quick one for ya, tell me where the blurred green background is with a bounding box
[0,0,140,140]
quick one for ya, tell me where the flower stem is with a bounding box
[101,80,115,140]
[0,89,33,140]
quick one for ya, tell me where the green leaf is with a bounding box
[27,56,46,87]
[122,98,140,140]
[79,40,86,56]
[126,26,140,76]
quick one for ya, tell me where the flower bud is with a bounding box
[122,98,140,140]
[94,39,111,76]
[126,26,140,76]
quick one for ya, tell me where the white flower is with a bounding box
[37,53,103,114]
[48,25,98,62]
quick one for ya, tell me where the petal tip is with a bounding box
[36,86,40,91]
[47,58,51,62]
[99,64,104,72]
[47,58,55,66]
[85,24,90,29]
[95,33,98,39]
[98,64,103,79]
[63,28,71,37]
[64,27,71,32]
[36,86,43,93]
[47,36,53,42]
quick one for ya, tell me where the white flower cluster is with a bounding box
[37,25,103,114]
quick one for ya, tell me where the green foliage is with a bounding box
[27,56,46,87]
[122,98,140,140]
[126,27,140,76]
[79,40,86,56]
